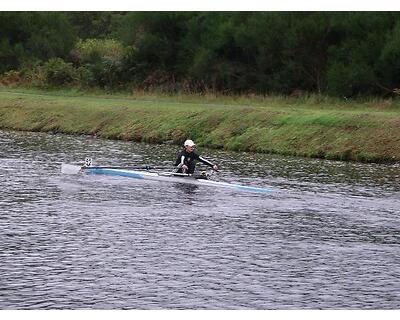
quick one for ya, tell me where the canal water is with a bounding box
[0,130,399,309]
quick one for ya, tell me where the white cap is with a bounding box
[184,139,196,147]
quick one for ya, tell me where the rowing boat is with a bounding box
[61,162,275,193]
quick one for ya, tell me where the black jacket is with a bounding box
[175,150,215,174]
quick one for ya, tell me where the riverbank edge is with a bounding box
[0,88,400,163]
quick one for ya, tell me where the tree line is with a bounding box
[1,11,400,97]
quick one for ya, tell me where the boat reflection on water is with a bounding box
[174,183,199,195]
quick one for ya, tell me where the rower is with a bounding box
[175,139,219,174]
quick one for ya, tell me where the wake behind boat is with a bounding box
[61,160,275,193]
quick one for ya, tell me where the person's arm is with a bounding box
[197,154,219,171]
[175,154,189,172]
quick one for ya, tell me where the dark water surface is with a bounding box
[0,130,399,309]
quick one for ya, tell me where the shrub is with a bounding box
[70,38,124,88]
[76,66,94,87]
[42,58,77,86]
[73,38,124,63]
[0,70,22,86]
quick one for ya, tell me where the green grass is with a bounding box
[6,86,400,110]
[0,87,400,163]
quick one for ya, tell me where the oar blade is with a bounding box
[61,163,82,174]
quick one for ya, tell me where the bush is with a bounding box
[0,70,22,86]
[326,62,377,97]
[76,66,94,87]
[42,58,77,86]
[72,38,124,63]
[70,38,124,88]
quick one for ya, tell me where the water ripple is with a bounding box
[1,130,399,309]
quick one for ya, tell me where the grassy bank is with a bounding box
[1,87,400,163]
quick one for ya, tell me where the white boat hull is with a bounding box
[61,164,274,193]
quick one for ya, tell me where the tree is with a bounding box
[326,12,396,96]
[67,12,125,39]
[119,12,191,89]
[0,12,76,73]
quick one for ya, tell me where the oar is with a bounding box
[61,163,161,175]
[81,165,160,170]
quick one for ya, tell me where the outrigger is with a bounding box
[61,158,275,193]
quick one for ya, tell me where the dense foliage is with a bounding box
[2,11,400,97]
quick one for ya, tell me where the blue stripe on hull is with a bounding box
[86,168,145,179]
